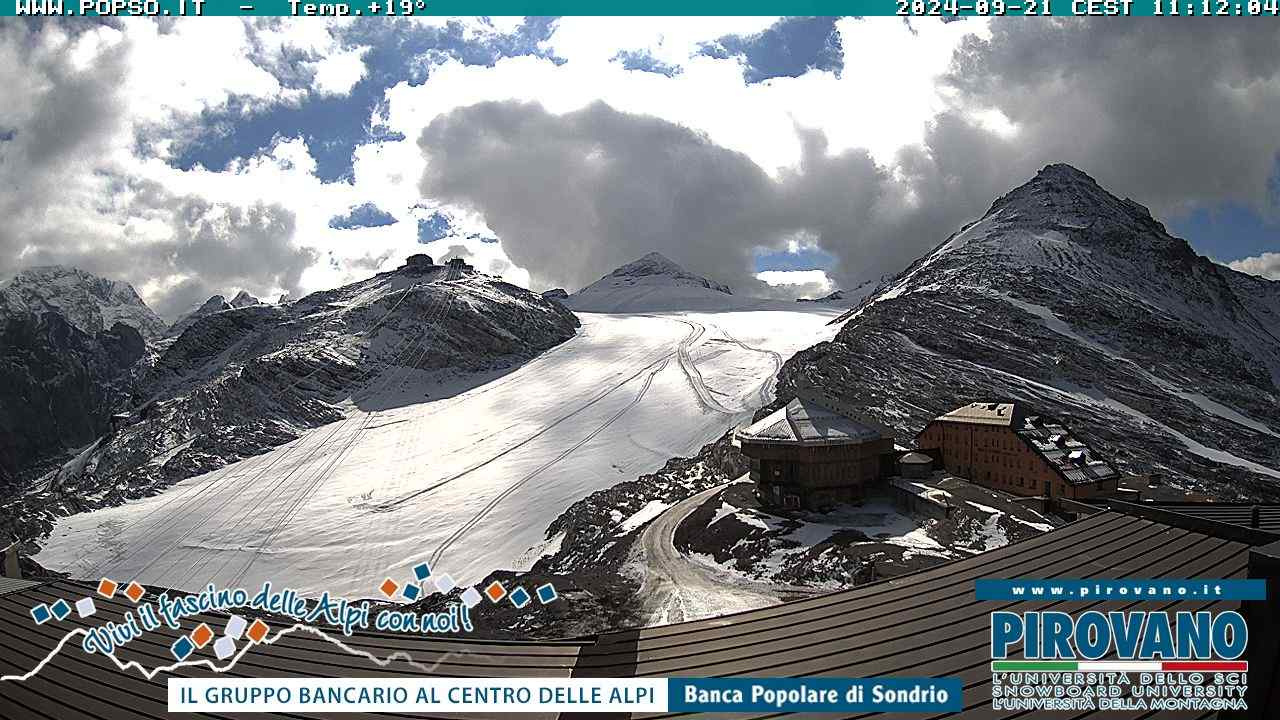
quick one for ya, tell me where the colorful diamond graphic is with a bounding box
[247,619,269,644]
[378,578,399,599]
[171,636,195,661]
[30,604,51,625]
[509,587,531,609]
[124,581,146,603]
[433,573,456,594]
[536,583,558,605]
[75,597,97,618]
[413,562,431,581]
[225,615,247,640]
[402,583,421,601]
[96,578,117,599]
[191,623,214,648]
[50,599,71,621]
[484,581,507,603]
[213,636,236,660]
[460,587,482,609]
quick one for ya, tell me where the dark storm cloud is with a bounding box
[419,21,1280,292]
[418,100,782,292]
[944,19,1280,216]
[153,196,317,318]
[0,22,320,320]
[415,100,1012,293]
[0,23,129,235]
[13,181,318,319]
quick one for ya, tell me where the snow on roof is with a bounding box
[1016,414,1120,485]
[900,452,932,464]
[737,397,889,446]
[936,402,1025,426]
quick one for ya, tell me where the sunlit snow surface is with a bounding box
[37,309,841,598]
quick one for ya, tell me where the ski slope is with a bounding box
[36,308,842,599]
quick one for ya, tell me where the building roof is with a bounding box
[934,401,1025,426]
[923,402,1119,487]
[899,451,932,464]
[736,397,889,446]
[1016,414,1120,486]
[1131,502,1280,534]
[0,509,1262,719]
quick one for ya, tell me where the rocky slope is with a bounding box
[411,429,749,639]
[0,267,161,486]
[782,164,1280,500]
[165,294,234,338]
[4,260,579,546]
[0,312,145,490]
[166,291,266,338]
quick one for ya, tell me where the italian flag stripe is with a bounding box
[992,660,1247,672]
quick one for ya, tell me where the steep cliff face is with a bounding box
[0,268,154,485]
[781,164,1280,500]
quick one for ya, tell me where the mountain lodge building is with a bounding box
[915,402,1120,500]
[735,393,896,511]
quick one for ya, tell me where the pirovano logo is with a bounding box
[980,579,1258,713]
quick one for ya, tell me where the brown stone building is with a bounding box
[915,402,1120,500]
[736,394,895,510]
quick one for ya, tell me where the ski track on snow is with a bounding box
[37,309,837,596]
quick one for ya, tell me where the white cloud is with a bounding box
[0,20,376,316]
[122,19,293,124]
[757,269,833,289]
[387,18,985,178]
[6,16,1278,319]
[1229,252,1280,281]
[309,44,368,95]
[0,16,996,313]
[545,17,777,66]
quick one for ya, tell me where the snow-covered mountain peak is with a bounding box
[981,163,1166,242]
[229,290,261,308]
[563,252,751,312]
[1,265,167,339]
[805,166,1280,501]
[600,252,733,294]
[166,294,235,338]
[581,252,733,294]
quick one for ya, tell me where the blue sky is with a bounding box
[156,16,878,287]
[1169,201,1280,265]
[162,17,1278,276]
[3,17,1278,315]
[173,18,561,183]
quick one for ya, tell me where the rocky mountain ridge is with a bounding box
[786,164,1280,500]
[3,262,580,547]
[1,265,167,339]
[0,267,162,486]
[563,252,794,313]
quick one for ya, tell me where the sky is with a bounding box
[0,17,1277,319]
